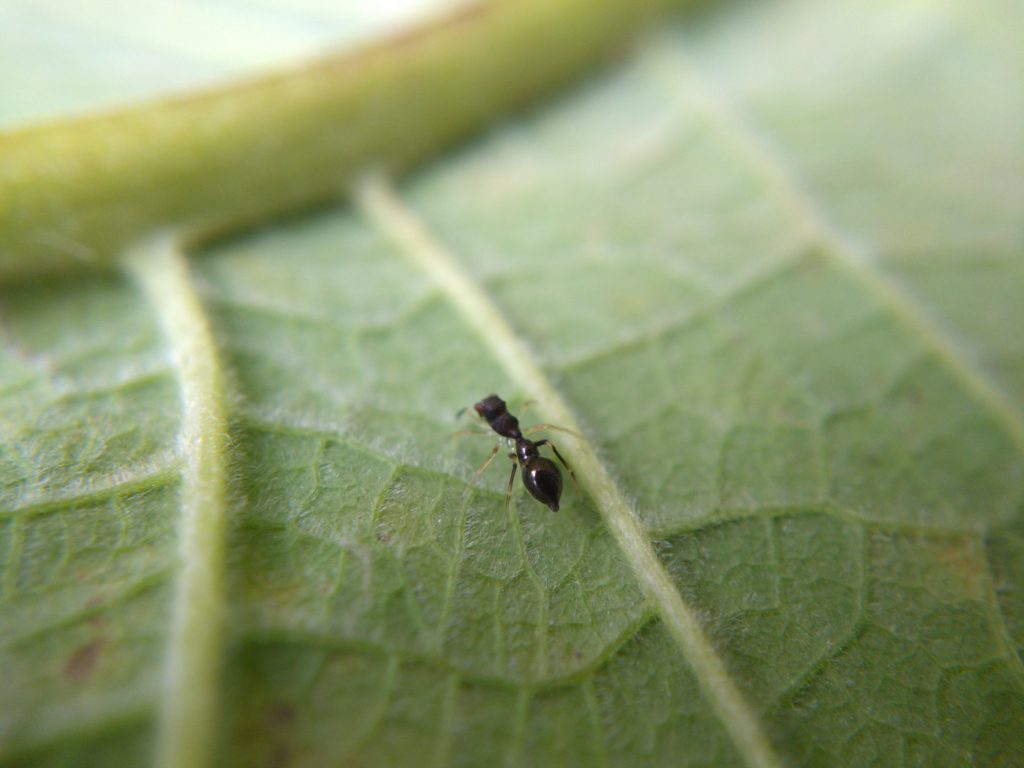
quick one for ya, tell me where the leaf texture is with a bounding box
[1,0,1022,766]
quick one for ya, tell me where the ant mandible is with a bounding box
[456,394,578,517]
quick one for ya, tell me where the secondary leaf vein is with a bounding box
[646,45,1024,456]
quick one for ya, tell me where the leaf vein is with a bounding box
[978,534,1024,690]
[582,677,610,768]
[357,174,784,768]
[646,45,1024,456]
[3,458,180,519]
[437,481,470,655]
[127,237,230,768]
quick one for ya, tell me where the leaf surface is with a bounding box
[1,1,1023,766]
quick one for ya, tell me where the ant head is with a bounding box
[473,394,506,422]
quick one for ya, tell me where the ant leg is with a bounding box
[460,443,505,506]
[534,439,580,493]
[450,427,492,439]
[504,459,518,529]
[452,404,491,439]
[522,423,583,438]
[454,404,490,426]
[475,443,502,476]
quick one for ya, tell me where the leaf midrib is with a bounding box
[357,174,785,768]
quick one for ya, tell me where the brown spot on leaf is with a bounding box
[263,705,296,768]
[936,536,986,599]
[266,701,296,727]
[269,744,291,768]
[64,639,105,682]
[85,596,106,626]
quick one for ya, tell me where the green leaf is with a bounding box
[2,1,1023,767]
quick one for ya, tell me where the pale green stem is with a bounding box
[0,0,685,284]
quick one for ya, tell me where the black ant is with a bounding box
[455,394,578,518]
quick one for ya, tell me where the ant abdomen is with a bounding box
[522,457,562,512]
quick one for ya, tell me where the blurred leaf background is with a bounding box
[1,1,1022,767]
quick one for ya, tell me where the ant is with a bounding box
[455,394,579,519]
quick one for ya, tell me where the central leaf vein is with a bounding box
[357,174,784,768]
